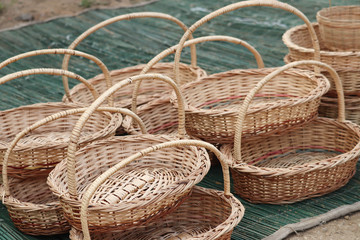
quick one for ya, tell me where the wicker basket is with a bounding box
[172,0,326,144]
[0,69,121,178]
[69,140,244,240]
[48,74,211,232]
[61,12,207,108]
[221,60,360,204]
[317,5,360,51]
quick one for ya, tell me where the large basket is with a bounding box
[61,12,206,108]
[69,139,244,240]
[48,74,211,232]
[172,0,327,144]
[221,61,360,204]
[0,68,121,178]
[317,5,360,51]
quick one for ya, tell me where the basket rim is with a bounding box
[172,67,329,116]
[317,5,360,24]
[222,117,360,177]
[282,22,360,56]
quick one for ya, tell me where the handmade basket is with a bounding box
[69,139,244,240]
[48,74,211,232]
[0,68,121,178]
[172,0,327,144]
[61,12,206,108]
[317,5,360,51]
[221,60,360,204]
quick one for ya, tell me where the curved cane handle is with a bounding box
[79,139,231,240]
[0,68,99,101]
[0,49,111,104]
[174,0,321,85]
[66,74,186,199]
[62,12,197,98]
[1,106,147,197]
[131,35,265,113]
[233,60,343,164]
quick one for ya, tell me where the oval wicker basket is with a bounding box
[0,68,121,178]
[48,74,211,232]
[172,0,326,144]
[61,12,206,108]
[69,140,244,240]
[221,60,360,204]
[317,5,360,51]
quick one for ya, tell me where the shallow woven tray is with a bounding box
[221,61,360,204]
[48,74,211,232]
[62,12,206,108]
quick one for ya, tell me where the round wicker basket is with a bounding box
[69,140,244,240]
[61,12,207,108]
[48,74,211,232]
[221,61,360,204]
[317,5,360,51]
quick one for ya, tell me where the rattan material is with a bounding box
[317,5,360,51]
[172,0,326,144]
[48,74,211,232]
[69,139,244,240]
[61,12,206,108]
[221,60,360,204]
[0,69,121,178]
[283,22,360,70]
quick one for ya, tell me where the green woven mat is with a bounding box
[1,0,359,239]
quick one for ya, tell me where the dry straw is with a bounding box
[221,60,360,204]
[48,74,211,232]
[172,0,328,144]
[62,12,206,108]
[69,139,244,240]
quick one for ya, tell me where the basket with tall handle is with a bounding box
[69,139,244,240]
[48,74,211,232]
[61,12,206,108]
[221,60,360,204]
[171,0,330,144]
[1,106,145,235]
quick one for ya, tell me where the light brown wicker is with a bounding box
[172,0,327,144]
[47,74,211,232]
[122,35,264,136]
[221,60,360,204]
[317,5,360,51]
[68,139,244,240]
[62,12,206,108]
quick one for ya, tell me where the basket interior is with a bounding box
[287,24,332,50]
[318,6,360,22]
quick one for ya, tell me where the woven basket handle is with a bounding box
[62,12,197,100]
[174,0,321,84]
[78,139,231,240]
[1,106,146,198]
[131,35,265,113]
[0,49,111,104]
[233,60,344,164]
[66,73,186,199]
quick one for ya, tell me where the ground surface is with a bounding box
[0,0,359,239]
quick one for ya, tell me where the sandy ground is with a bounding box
[0,0,359,239]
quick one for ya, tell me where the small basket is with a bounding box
[69,139,244,240]
[48,74,211,232]
[317,5,360,51]
[0,68,121,178]
[221,60,360,204]
[62,12,207,108]
[172,0,327,144]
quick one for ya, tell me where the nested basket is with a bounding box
[172,0,328,144]
[61,12,207,108]
[1,107,137,235]
[317,5,360,51]
[47,74,211,232]
[0,67,121,178]
[221,60,360,204]
[69,139,245,240]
